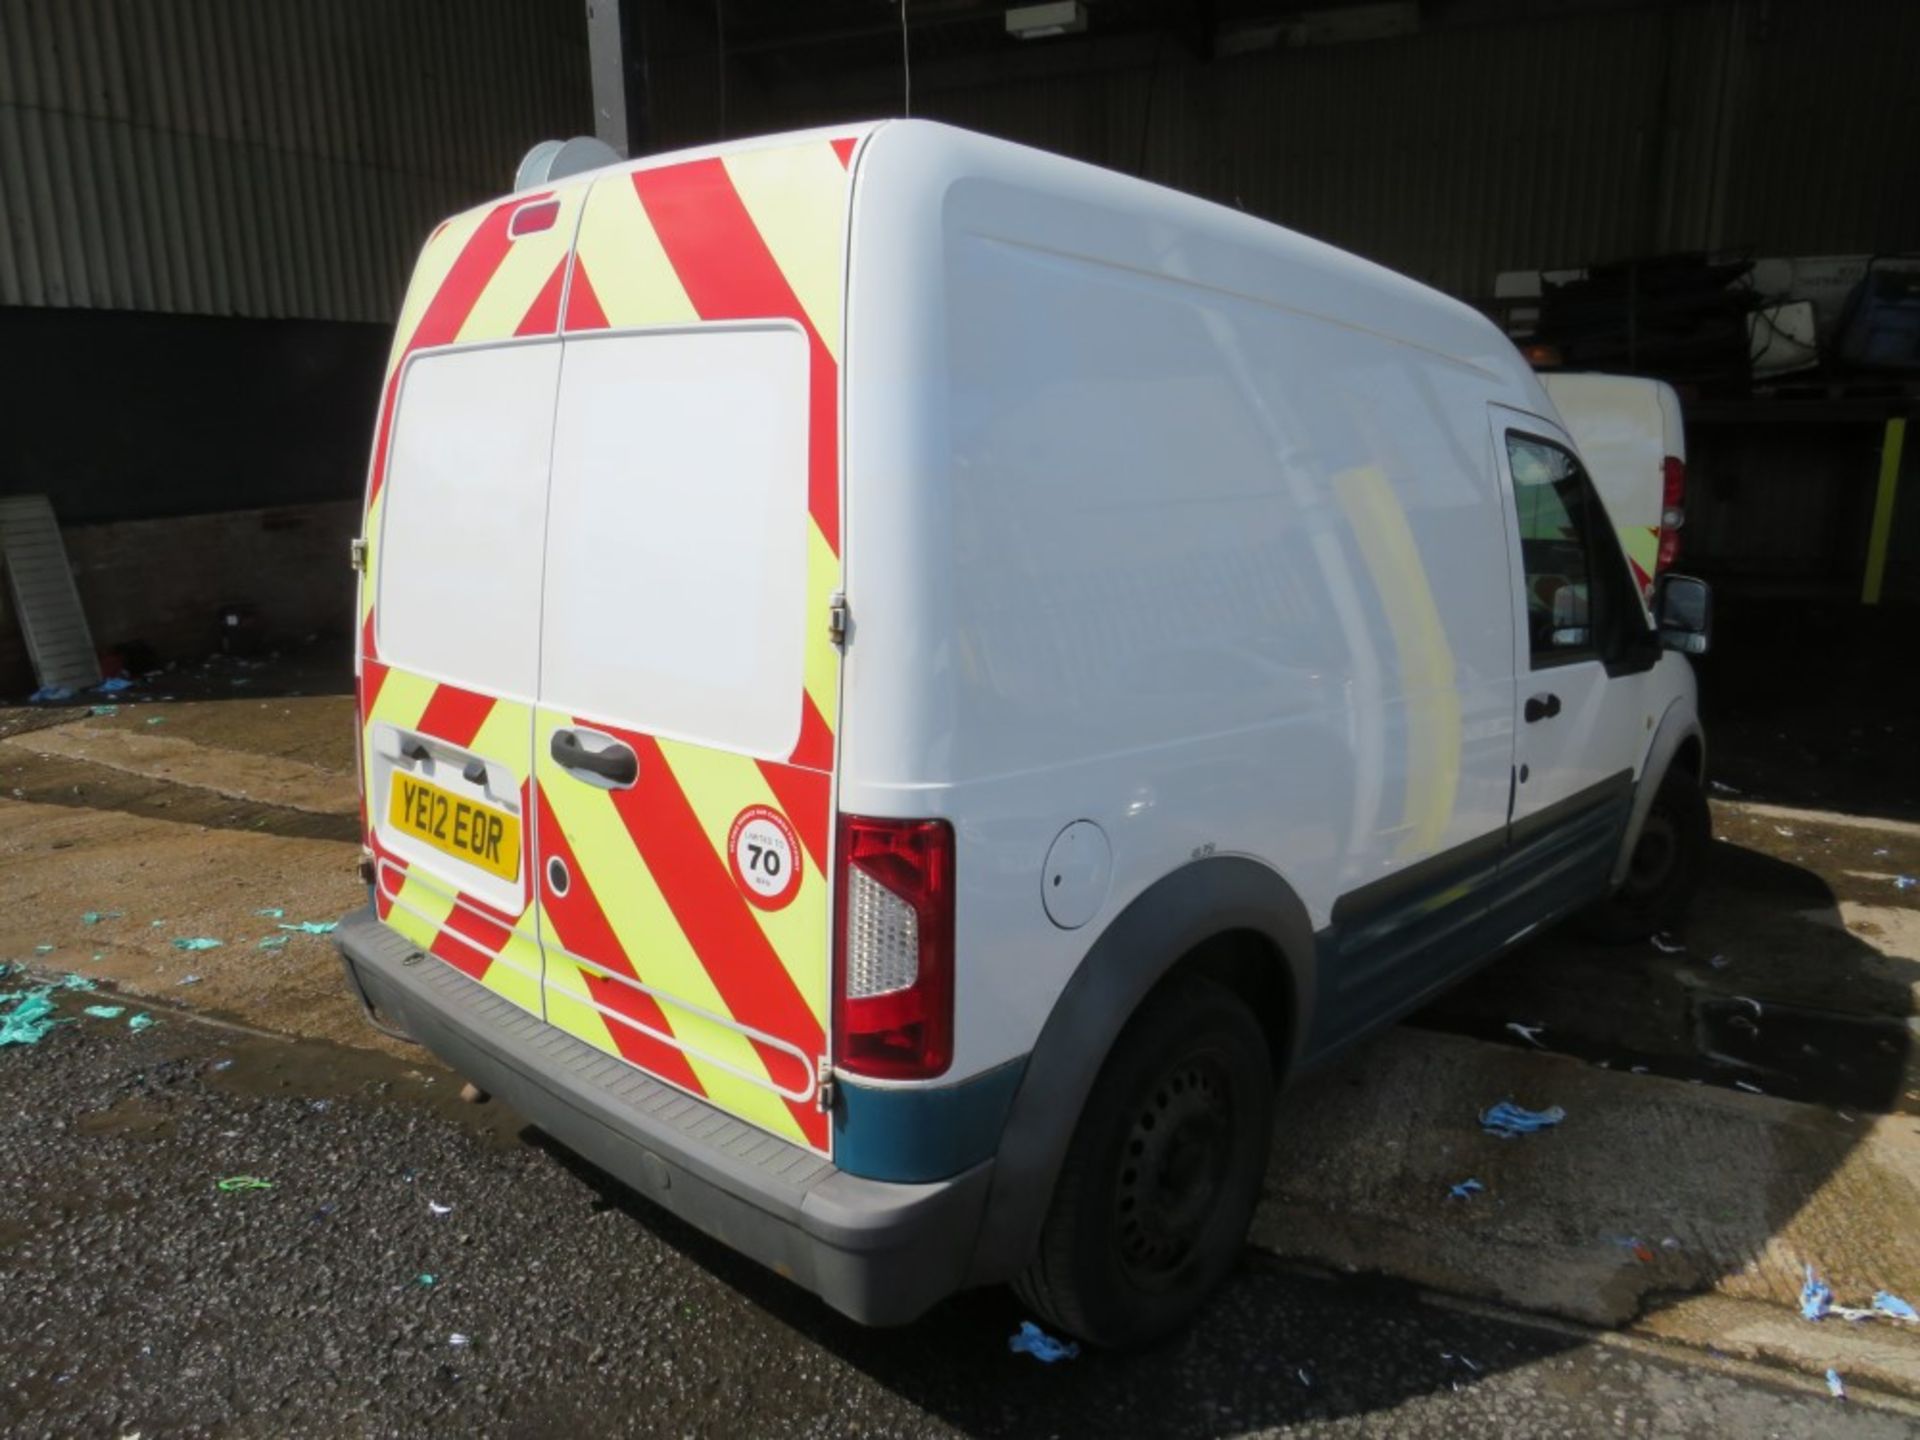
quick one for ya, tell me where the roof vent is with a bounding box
[514,136,622,192]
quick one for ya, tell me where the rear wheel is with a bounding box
[1013,975,1273,1349]
[1579,766,1710,944]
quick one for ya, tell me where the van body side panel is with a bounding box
[840,127,1530,1081]
[1539,373,1682,596]
[527,142,852,1154]
[357,185,589,1020]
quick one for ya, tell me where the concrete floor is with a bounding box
[2,645,1918,1434]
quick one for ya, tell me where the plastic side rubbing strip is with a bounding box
[964,857,1314,1287]
[333,906,989,1324]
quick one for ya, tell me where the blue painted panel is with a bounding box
[834,1056,1027,1183]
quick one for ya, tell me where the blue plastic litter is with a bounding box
[88,705,118,718]
[276,921,339,935]
[177,974,202,986]
[1873,1291,1919,1323]
[170,937,223,952]
[1479,1101,1566,1139]
[1,989,65,1046]
[28,684,75,703]
[81,911,124,925]
[258,935,289,951]
[33,944,53,954]
[82,1005,126,1020]
[1826,1368,1846,1400]
[1008,1321,1080,1364]
[59,974,97,991]
[1801,1264,1833,1321]
[128,1013,157,1032]
[255,907,286,919]
[95,677,134,694]
[1449,1178,1485,1200]
[1897,876,1917,892]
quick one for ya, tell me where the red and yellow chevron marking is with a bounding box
[355,137,859,1151]
[566,140,849,773]
[535,709,831,1151]
[365,674,541,1017]
[354,181,588,1016]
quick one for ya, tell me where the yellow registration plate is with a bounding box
[388,773,520,882]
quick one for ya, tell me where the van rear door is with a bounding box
[529,145,852,1154]
[359,186,586,1021]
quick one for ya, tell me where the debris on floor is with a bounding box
[1008,1320,1080,1364]
[255,907,286,919]
[128,1013,157,1032]
[1478,1101,1566,1139]
[81,1005,126,1020]
[1650,933,1685,954]
[276,921,339,936]
[171,938,224,952]
[449,1333,471,1348]
[60,974,97,991]
[89,705,119,718]
[1,990,65,1047]
[1801,1265,1834,1321]
[81,911,124,925]
[1504,1022,1546,1047]
[216,1176,273,1192]
[177,974,202,986]
[1826,1368,1846,1401]
[1873,1292,1918,1323]
[428,1201,454,1217]
[1448,1178,1485,1201]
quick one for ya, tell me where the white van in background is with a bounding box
[336,120,1716,1348]
[1540,372,1688,597]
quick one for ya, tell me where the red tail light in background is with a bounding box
[1657,455,1686,572]
[833,815,954,1080]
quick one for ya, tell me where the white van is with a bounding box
[1540,372,1688,597]
[336,120,1714,1347]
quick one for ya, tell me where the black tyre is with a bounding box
[1013,975,1273,1349]
[1578,766,1711,944]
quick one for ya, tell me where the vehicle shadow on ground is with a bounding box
[531,1130,1586,1437]
[522,831,1911,1435]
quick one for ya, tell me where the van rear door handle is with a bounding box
[550,729,638,786]
[1524,693,1562,723]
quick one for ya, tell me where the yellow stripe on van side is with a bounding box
[722,143,849,365]
[1333,466,1462,858]
[537,756,806,1142]
[803,517,841,739]
[576,178,699,329]
[455,189,584,344]
[652,738,829,1029]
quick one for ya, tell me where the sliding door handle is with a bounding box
[1524,693,1562,724]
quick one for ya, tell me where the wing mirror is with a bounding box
[1653,573,1712,655]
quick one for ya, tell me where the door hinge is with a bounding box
[357,846,376,886]
[815,1056,836,1112]
[827,591,849,647]
[349,536,368,572]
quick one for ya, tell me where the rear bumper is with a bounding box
[334,907,991,1325]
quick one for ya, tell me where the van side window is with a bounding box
[1506,432,1637,669]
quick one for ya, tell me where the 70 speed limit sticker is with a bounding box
[727,805,803,911]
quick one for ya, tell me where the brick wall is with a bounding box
[1,501,359,694]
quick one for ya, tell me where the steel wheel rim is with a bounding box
[1114,1053,1234,1288]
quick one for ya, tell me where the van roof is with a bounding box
[478,119,1539,402]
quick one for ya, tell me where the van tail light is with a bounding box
[1657,456,1686,572]
[833,815,954,1080]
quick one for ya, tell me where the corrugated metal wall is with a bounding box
[740,0,1920,299]
[0,0,588,323]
